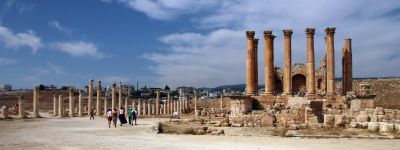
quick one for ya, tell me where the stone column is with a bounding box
[246,31,256,96]
[152,100,155,115]
[325,28,336,95]
[1,106,8,119]
[124,97,128,117]
[53,94,58,117]
[155,89,160,115]
[163,102,166,114]
[283,29,293,95]
[264,31,275,95]
[88,79,94,115]
[118,82,123,110]
[58,95,64,117]
[18,96,25,118]
[147,100,151,115]
[254,38,259,95]
[179,99,182,114]
[306,28,316,95]
[143,100,147,115]
[167,91,170,114]
[69,88,74,117]
[96,80,102,116]
[33,87,40,118]
[103,97,108,116]
[220,94,223,111]
[138,99,142,115]
[111,82,116,109]
[78,90,83,117]
[342,38,353,95]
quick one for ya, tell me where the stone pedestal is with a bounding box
[111,83,116,110]
[264,31,275,95]
[306,28,316,95]
[325,28,336,95]
[246,31,256,96]
[283,29,293,95]
[1,106,8,119]
[96,80,102,115]
[53,94,58,117]
[342,38,353,95]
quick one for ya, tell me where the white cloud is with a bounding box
[48,21,72,35]
[0,58,16,65]
[141,0,400,88]
[100,0,113,3]
[117,0,217,20]
[51,41,107,59]
[0,25,43,53]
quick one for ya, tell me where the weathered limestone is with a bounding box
[53,94,58,117]
[325,27,336,95]
[138,99,142,115]
[173,100,176,113]
[163,102,166,114]
[78,90,83,117]
[167,91,171,114]
[96,80,102,115]
[156,89,160,115]
[220,95,223,111]
[254,38,259,95]
[111,82,116,109]
[342,38,353,95]
[124,97,128,117]
[152,100,155,115]
[283,29,293,95]
[103,97,107,116]
[246,31,256,96]
[33,87,40,118]
[118,82,123,109]
[1,106,8,119]
[69,88,74,117]
[179,99,182,114]
[88,79,94,114]
[306,28,316,95]
[147,100,151,115]
[143,100,147,115]
[58,95,64,117]
[17,96,25,118]
[264,31,275,95]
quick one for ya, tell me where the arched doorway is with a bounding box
[292,74,306,94]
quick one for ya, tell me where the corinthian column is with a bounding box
[325,28,336,95]
[246,31,256,96]
[88,79,94,114]
[283,29,293,95]
[111,82,116,109]
[264,31,275,95]
[96,80,102,115]
[306,28,316,95]
[254,38,259,95]
[156,89,160,115]
[342,38,353,95]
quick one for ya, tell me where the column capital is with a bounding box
[246,31,255,39]
[324,27,336,37]
[305,28,315,37]
[263,31,275,39]
[97,80,101,84]
[283,29,293,38]
[89,79,94,83]
[112,82,116,87]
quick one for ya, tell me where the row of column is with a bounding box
[245,27,339,96]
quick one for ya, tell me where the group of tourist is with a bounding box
[104,106,137,128]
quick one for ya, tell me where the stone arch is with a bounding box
[292,74,306,94]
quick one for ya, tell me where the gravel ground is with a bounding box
[1,114,400,150]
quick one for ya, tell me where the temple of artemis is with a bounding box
[245,27,353,107]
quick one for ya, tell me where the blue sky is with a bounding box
[1,0,400,89]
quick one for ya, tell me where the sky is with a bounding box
[1,0,400,89]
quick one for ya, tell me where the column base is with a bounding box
[263,92,274,96]
[282,92,292,96]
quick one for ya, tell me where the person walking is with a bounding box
[112,108,118,128]
[132,106,137,125]
[119,107,127,126]
[106,108,112,128]
[90,107,96,120]
[128,107,133,126]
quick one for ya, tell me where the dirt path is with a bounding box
[1,115,400,150]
